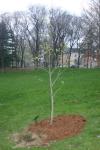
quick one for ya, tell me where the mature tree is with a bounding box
[23,6,46,68]
[11,12,27,68]
[83,0,100,67]
[49,9,71,67]
[76,17,83,68]
[67,16,83,67]
[0,20,15,69]
[1,13,18,68]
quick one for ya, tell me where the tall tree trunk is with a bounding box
[97,50,100,67]
[68,47,72,68]
[35,28,39,68]
[98,0,100,67]
[51,53,56,68]
[15,48,17,68]
[20,49,24,68]
[86,50,90,69]
[56,54,59,67]
[61,51,63,68]
[11,50,14,68]
[77,50,80,68]
[1,48,4,71]
[77,40,80,68]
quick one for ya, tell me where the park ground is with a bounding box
[0,68,100,150]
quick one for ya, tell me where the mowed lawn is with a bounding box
[0,69,100,150]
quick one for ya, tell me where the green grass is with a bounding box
[0,69,100,150]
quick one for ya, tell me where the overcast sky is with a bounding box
[0,0,89,15]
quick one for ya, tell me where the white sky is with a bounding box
[0,0,89,15]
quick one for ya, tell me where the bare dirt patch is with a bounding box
[12,115,86,148]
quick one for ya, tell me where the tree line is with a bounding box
[0,0,100,70]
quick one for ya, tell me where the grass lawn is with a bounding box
[0,69,100,150]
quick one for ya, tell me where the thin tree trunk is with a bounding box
[56,54,59,67]
[0,42,5,71]
[61,51,63,68]
[21,49,24,68]
[97,50,100,67]
[1,49,4,71]
[98,0,100,67]
[68,48,72,68]
[49,50,54,125]
[77,51,80,68]
[11,50,13,68]
[86,50,89,69]
[15,48,17,68]
[77,40,80,68]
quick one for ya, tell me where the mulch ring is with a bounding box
[11,115,86,148]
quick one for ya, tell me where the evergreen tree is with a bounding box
[0,21,15,69]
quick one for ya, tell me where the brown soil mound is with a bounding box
[11,115,86,148]
[28,115,86,145]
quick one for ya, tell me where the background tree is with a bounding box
[0,13,18,68]
[49,9,71,67]
[0,20,15,70]
[82,0,100,67]
[67,16,83,67]
[11,12,26,68]
[24,6,46,68]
